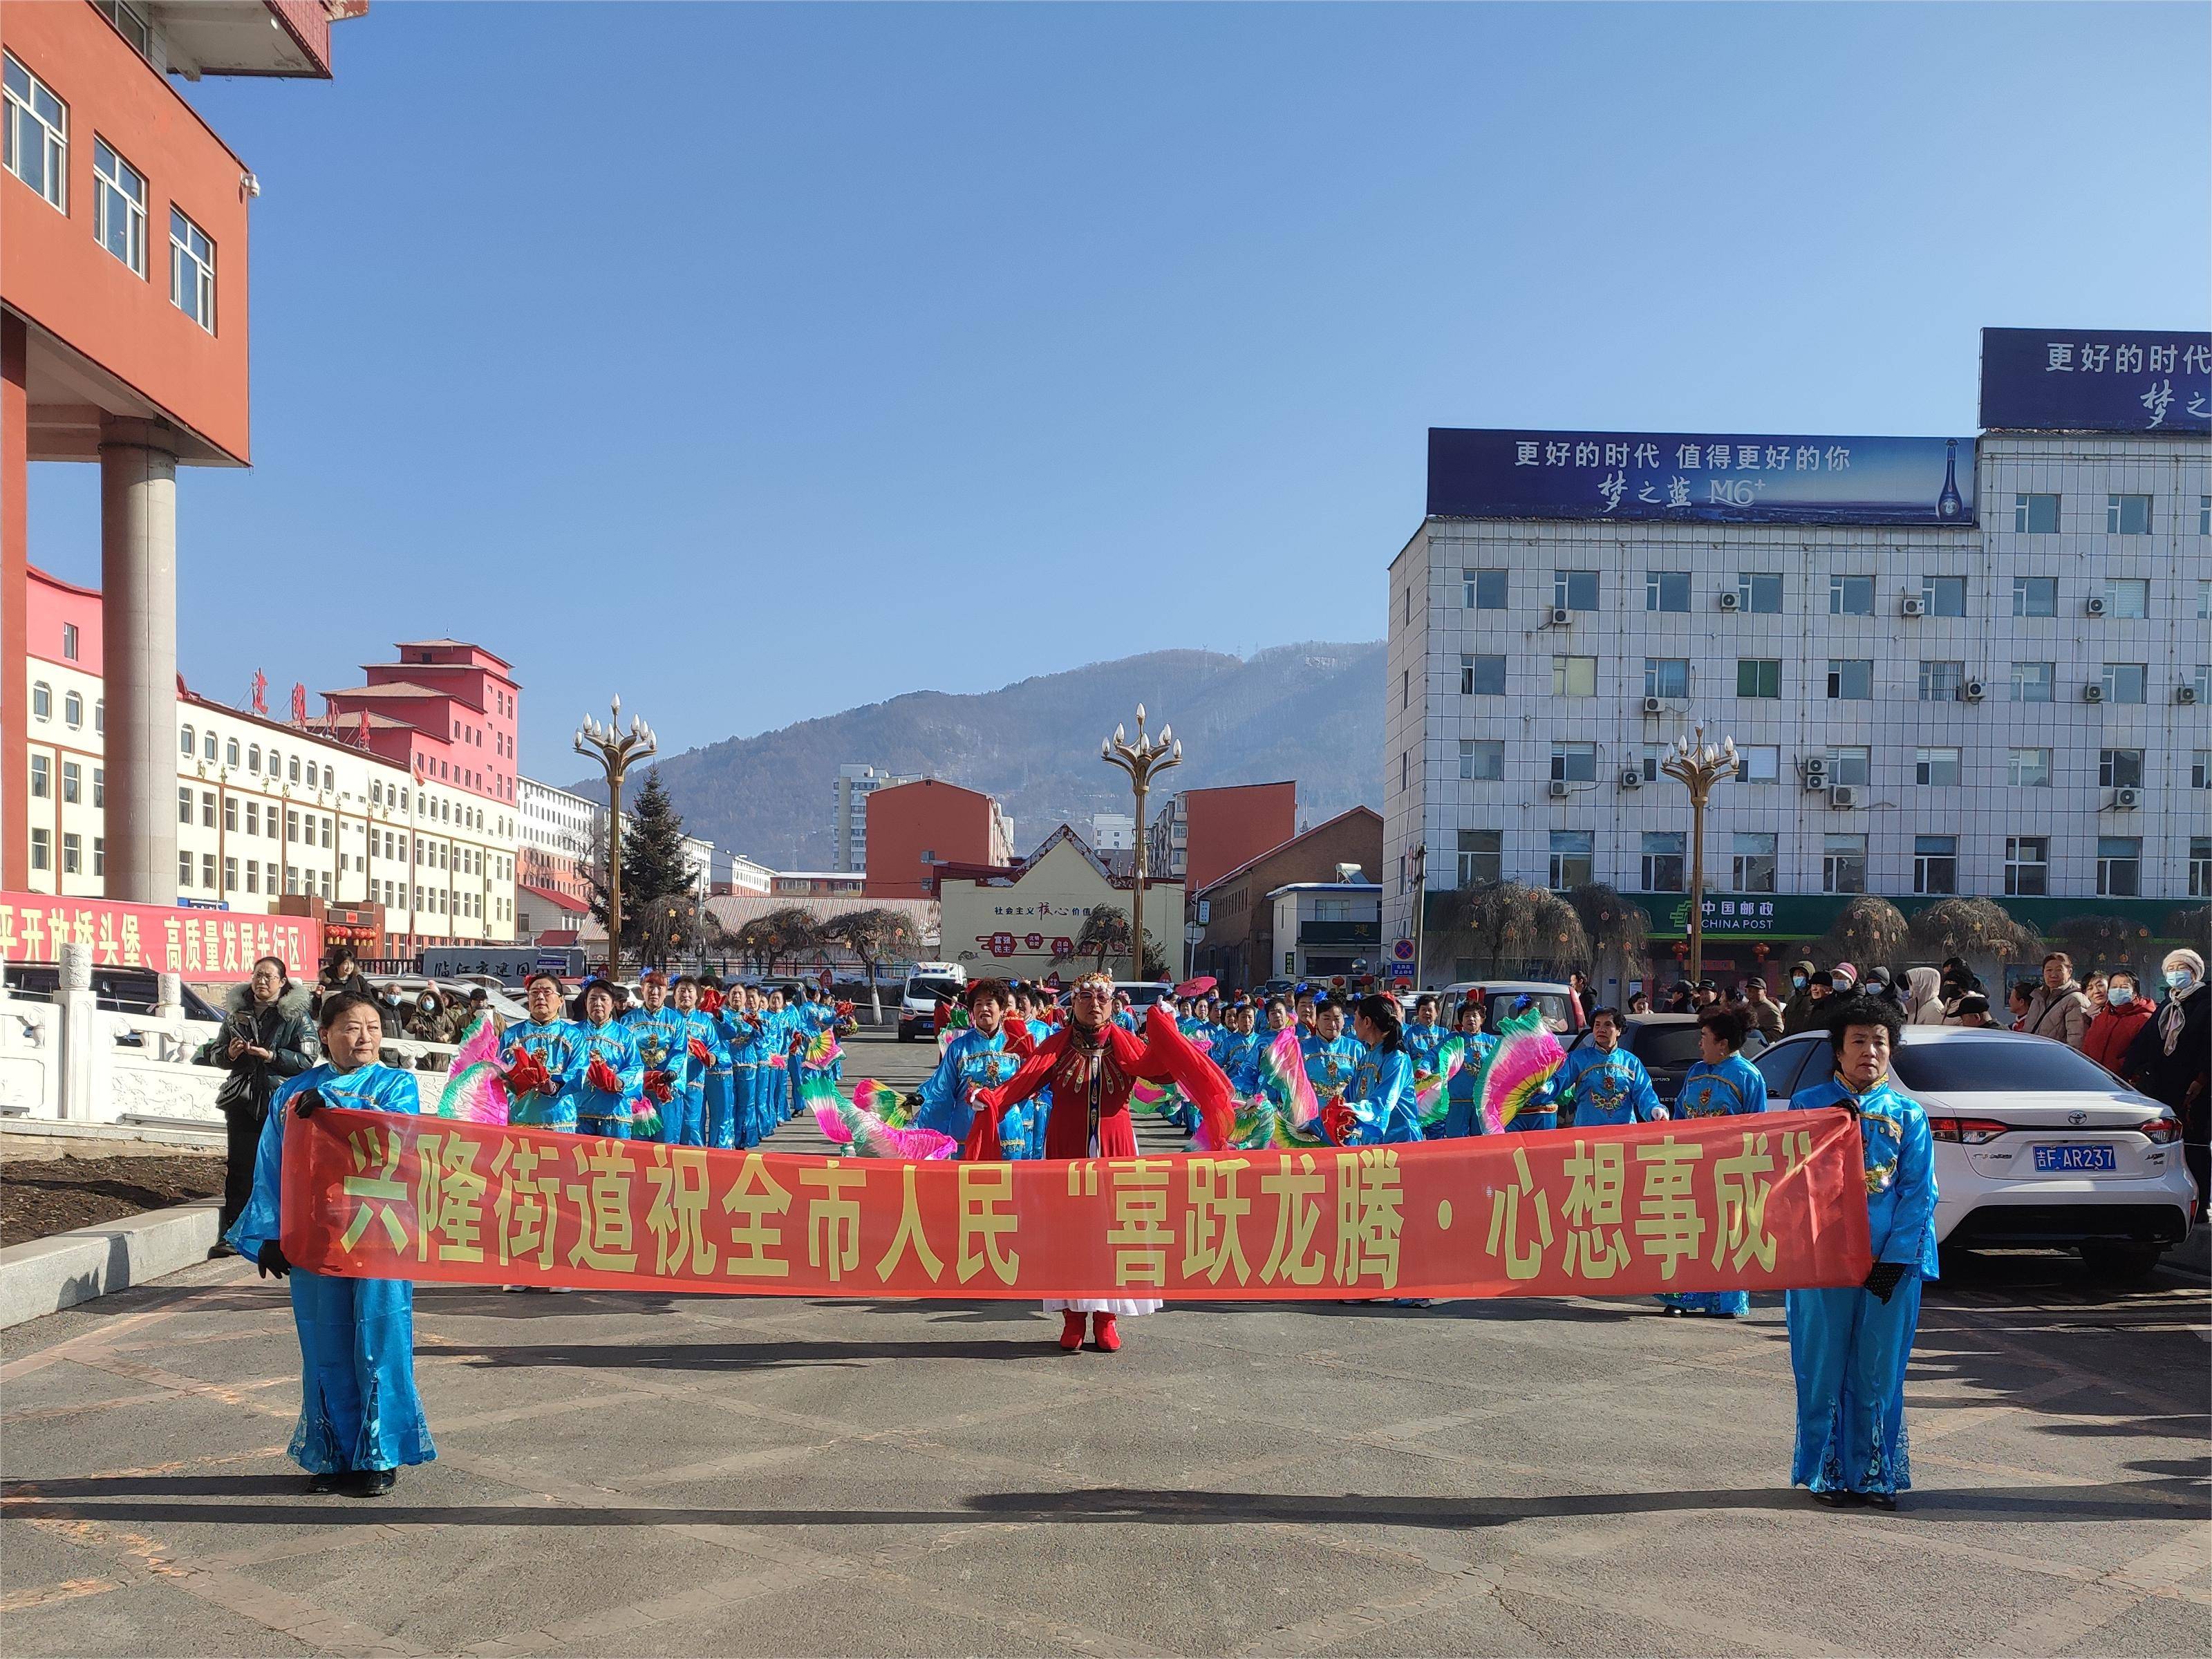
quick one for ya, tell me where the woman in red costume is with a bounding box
[968,970,1224,1354]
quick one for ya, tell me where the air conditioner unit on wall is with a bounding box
[1829,785,1859,809]
[1641,696,1664,715]
[2086,594,2108,617]
[1548,606,1572,627]
[1548,779,1571,799]
[2180,684,2201,706]
[1620,769,1643,789]
[1962,679,1987,702]
[1718,591,1741,612]
[2084,683,2105,703]
[1900,595,1927,617]
[2115,786,2142,809]
[1801,759,1828,791]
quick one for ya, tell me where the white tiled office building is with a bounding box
[1384,330,2211,984]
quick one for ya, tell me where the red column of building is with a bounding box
[1,314,28,890]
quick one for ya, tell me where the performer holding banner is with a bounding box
[226,991,435,1498]
[1783,994,1937,1511]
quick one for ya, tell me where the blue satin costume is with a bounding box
[1402,1020,1447,1078]
[620,1004,697,1145]
[1658,1053,1770,1317]
[226,1063,435,1478]
[914,1027,1031,1156]
[1437,1031,1497,1137]
[1781,1072,1939,1497]
[1555,1044,1665,1129]
[1300,1032,1363,1113]
[1335,1045,1423,1145]
[576,1020,644,1138]
[498,1018,588,1132]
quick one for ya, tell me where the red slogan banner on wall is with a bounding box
[283,1107,1872,1302]
[0,890,321,977]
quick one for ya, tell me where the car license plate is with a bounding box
[2033,1144,2117,1173]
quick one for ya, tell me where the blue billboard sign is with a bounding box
[1980,328,2211,433]
[1427,429,1976,526]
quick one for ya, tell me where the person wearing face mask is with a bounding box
[1780,960,1821,1034]
[2082,970,2152,1073]
[1901,966,1947,1027]
[2123,950,2209,1219]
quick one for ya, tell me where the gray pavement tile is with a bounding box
[1,1578,319,1658]
[617,1578,1040,1658]
[1302,1578,1747,1658]
[4,1385,296,1483]
[2052,1593,2212,1658]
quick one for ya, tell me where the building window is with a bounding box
[202,853,216,890]
[1547,830,1593,890]
[1550,656,1596,697]
[1458,739,1504,781]
[93,699,102,734]
[2190,837,2212,899]
[2103,577,2149,619]
[2004,836,2049,897]
[30,828,49,872]
[223,738,238,767]
[2012,575,2056,617]
[1736,658,1781,699]
[2097,836,2141,897]
[176,785,191,823]
[286,809,299,843]
[178,851,194,888]
[92,767,103,807]
[2193,665,2212,705]
[91,837,103,877]
[1399,751,1408,792]
[1553,570,1598,612]
[2191,749,2212,790]
[223,796,237,832]
[1915,747,1960,787]
[1463,568,1506,610]
[200,790,215,828]
[306,760,319,789]
[1822,834,1866,894]
[30,755,50,798]
[1734,744,1779,785]
[1732,832,1777,893]
[62,688,84,725]
[203,729,216,762]
[289,756,301,783]
[180,725,195,758]
[1826,746,1871,787]
[1456,829,1502,888]
[1645,571,1690,612]
[2202,497,2212,536]
[60,760,79,803]
[1459,653,1505,696]
[2013,493,2060,534]
[2101,663,2147,704]
[3,53,67,213]
[2008,747,2052,787]
[2098,748,2144,789]
[1920,575,1967,617]
[61,832,81,876]
[1640,832,1685,893]
[247,744,261,774]
[1400,669,1408,710]
[1549,742,1597,784]
[1826,659,1873,700]
[224,856,238,893]
[1912,836,1958,895]
[1737,572,1782,613]
[2105,494,2151,535]
[245,861,260,894]
[31,682,50,721]
[93,138,147,276]
[1828,574,1874,616]
[60,622,78,660]
[1644,658,1689,700]
[1917,660,1964,702]
[169,207,216,331]
[2011,661,2055,702]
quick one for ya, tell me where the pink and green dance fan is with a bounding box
[433,1013,514,1125]
[808,1074,957,1160]
[1473,1008,1566,1134]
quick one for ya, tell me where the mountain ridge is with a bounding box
[568,640,1386,868]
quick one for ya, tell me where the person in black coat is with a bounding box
[2124,949,2209,1221]
[194,956,319,1248]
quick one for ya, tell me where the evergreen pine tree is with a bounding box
[619,770,695,910]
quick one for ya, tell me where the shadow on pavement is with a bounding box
[437,1338,1057,1370]
[3,1474,2200,1530]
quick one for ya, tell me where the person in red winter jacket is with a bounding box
[2081,969,2153,1076]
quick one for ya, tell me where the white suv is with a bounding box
[1754,1025,2194,1281]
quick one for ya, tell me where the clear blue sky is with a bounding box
[28,1,2209,783]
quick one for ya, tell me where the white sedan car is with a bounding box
[1754,1025,2194,1281]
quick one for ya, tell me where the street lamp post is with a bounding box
[1409,840,1428,991]
[1658,723,1738,986]
[1100,704,1181,982]
[573,696,656,982]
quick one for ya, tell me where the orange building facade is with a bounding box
[863,778,1016,900]
[3,0,359,899]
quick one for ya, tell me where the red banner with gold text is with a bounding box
[280,1107,1871,1301]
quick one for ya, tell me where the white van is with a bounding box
[898,962,968,1042]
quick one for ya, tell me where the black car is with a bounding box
[1,961,221,1023]
[1561,1013,1765,1108]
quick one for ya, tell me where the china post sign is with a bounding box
[1979,328,2211,433]
[1427,429,1976,527]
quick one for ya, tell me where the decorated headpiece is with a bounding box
[1071,971,1114,994]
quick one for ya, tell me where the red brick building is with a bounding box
[863,778,1015,900]
[1152,780,1299,894]
[1190,806,1383,988]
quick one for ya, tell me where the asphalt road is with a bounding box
[3,1031,2206,1657]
